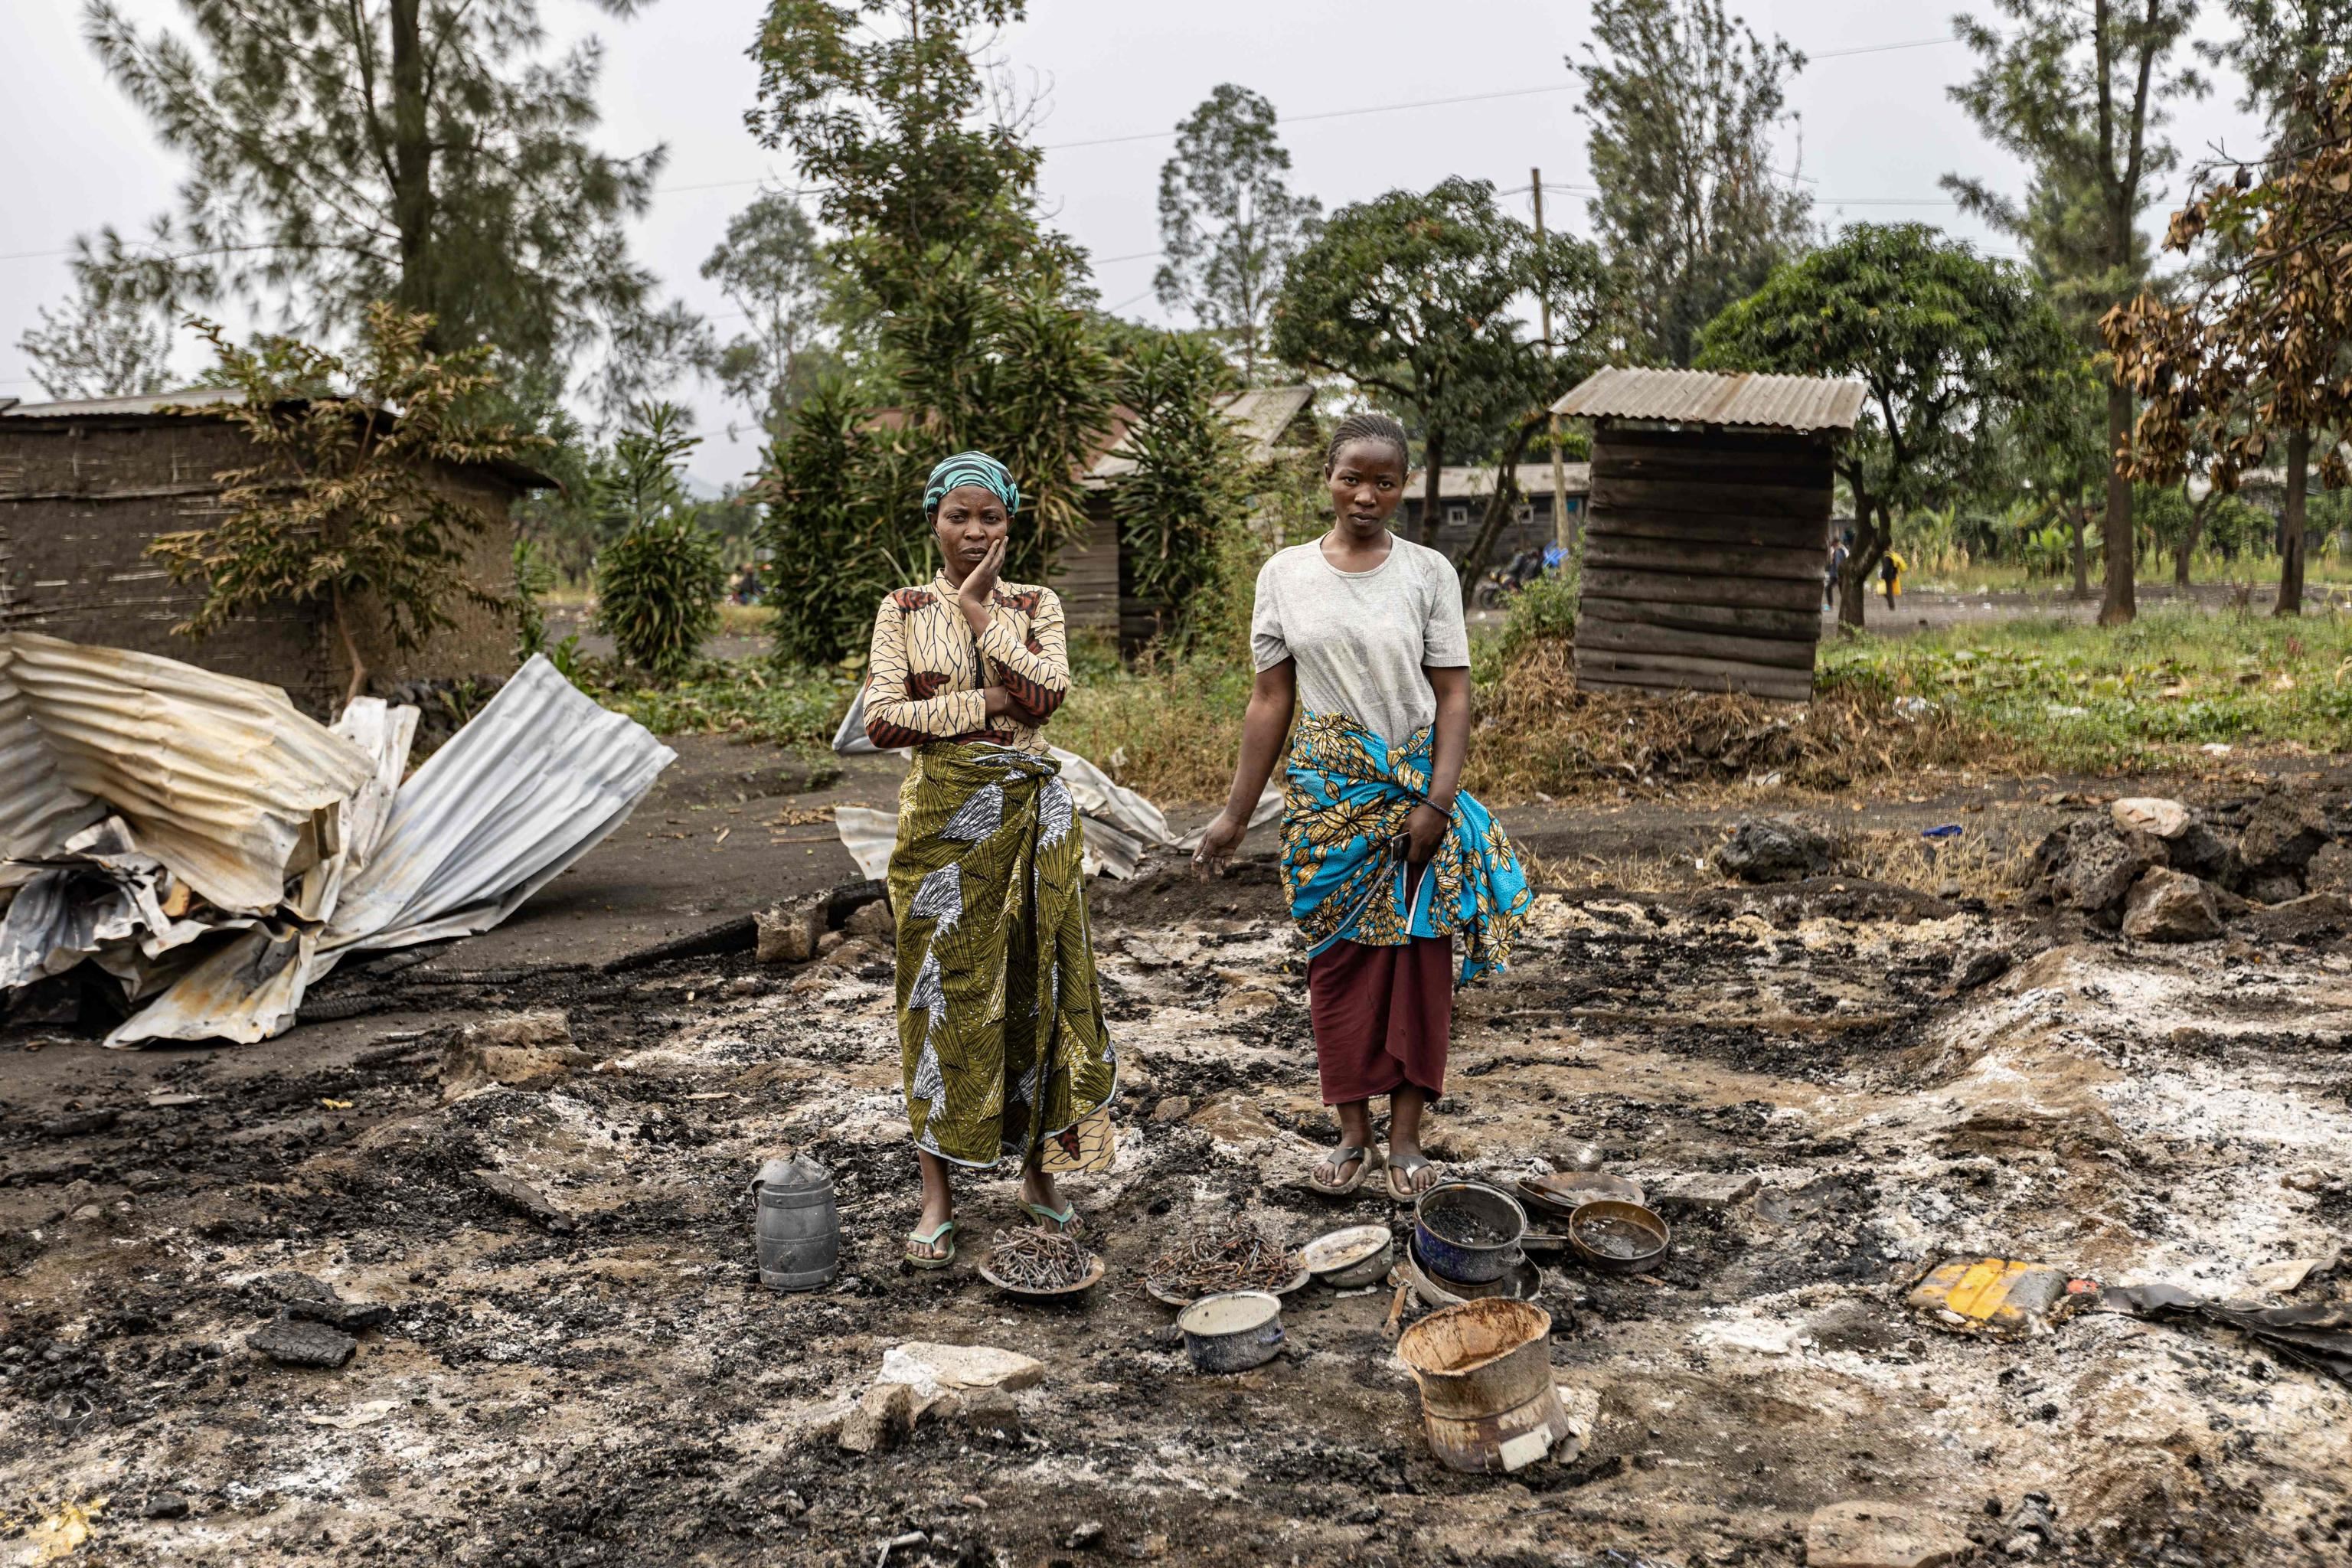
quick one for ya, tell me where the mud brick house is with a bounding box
[1553,367,1864,703]
[0,388,550,716]
[1074,384,1318,648]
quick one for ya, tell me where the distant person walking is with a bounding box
[1880,548,1907,609]
[1193,413,1532,1202]
[861,451,1118,1270]
[1825,530,1851,608]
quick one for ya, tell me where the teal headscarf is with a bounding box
[924,451,1021,518]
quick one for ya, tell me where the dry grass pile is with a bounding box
[1836,828,2035,901]
[1468,642,2012,802]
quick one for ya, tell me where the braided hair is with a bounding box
[1323,412,1410,475]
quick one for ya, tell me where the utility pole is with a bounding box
[1531,167,1572,554]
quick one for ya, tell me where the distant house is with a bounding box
[1396,463,1592,561]
[0,388,550,716]
[1070,384,1319,647]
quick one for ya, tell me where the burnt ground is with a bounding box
[2,734,2350,1566]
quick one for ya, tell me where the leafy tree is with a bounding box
[1110,333,1250,647]
[18,268,175,399]
[747,0,1076,312]
[148,304,547,704]
[2105,71,2352,616]
[1572,0,1813,367]
[1272,178,1562,545]
[701,191,833,436]
[1697,224,2078,627]
[1945,0,2207,625]
[1154,86,1323,384]
[593,404,726,678]
[2193,2,2352,612]
[77,0,690,414]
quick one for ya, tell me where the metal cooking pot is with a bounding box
[1413,1182,1529,1284]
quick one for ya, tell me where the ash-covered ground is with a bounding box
[2,754,2350,1567]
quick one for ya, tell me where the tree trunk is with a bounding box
[2069,498,2090,600]
[2175,478,2210,590]
[2098,382,2135,624]
[389,0,435,335]
[2277,426,2309,617]
[1454,423,1538,612]
[1838,498,1880,630]
[332,584,370,709]
[1413,424,1445,547]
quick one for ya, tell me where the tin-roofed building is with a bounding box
[1553,368,1864,703]
[0,388,550,716]
[1396,462,1592,560]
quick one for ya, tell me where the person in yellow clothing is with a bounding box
[1879,548,1907,609]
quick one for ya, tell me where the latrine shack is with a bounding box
[0,387,548,716]
[1553,367,1864,703]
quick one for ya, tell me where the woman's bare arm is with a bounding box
[1193,659,1295,872]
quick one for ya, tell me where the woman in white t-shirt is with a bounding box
[1194,413,1532,1201]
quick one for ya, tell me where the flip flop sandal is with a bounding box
[1021,1198,1083,1236]
[903,1218,957,1269]
[1385,1155,1439,1204]
[1308,1142,1383,1197]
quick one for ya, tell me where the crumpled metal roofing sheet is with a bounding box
[1553,368,1865,433]
[0,632,375,912]
[0,649,105,887]
[318,654,676,954]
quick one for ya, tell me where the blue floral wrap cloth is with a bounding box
[1279,710,1534,985]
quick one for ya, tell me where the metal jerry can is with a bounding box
[752,1154,839,1292]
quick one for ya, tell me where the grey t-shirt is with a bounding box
[1250,536,1470,748]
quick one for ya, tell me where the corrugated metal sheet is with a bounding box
[0,387,246,419]
[0,631,375,912]
[1553,368,1865,433]
[1087,384,1316,482]
[1412,462,1592,501]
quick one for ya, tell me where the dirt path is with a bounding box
[2,753,2349,1566]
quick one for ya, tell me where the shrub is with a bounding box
[593,403,726,678]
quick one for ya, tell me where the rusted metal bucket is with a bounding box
[1393,1298,1571,1473]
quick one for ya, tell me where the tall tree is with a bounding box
[700,191,831,436]
[1698,224,2079,628]
[748,0,1076,313]
[2197,2,2352,614]
[1945,0,2206,626]
[1573,0,1813,367]
[76,0,691,416]
[1272,178,1550,544]
[1154,85,1323,384]
[2106,71,2352,616]
[17,267,175,400]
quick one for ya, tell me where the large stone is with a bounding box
[2111,797,2191,838]
[469,1010,570,1047]
[844,900,894,939]
[2239,892,2352,945]
[2037,822,2163,918]
[439,1017,586,1100]
[1714,818,1833,883]
[2240,792,2332,877]
[2164,821,2241,885]
[754,897,826,965]
[876,1342,1044,1417]
[838,1380,916,1454]
[1805,1501,1968,1568]
[1187,1092,1277,1146]
[2121,867,2224,943]
[248,1315,357,1369]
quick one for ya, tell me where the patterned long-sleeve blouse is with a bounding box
[864,572,1070,753]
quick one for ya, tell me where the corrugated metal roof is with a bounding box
[1409,462,1592,501]
[1087,384,1316,482]
[0,384,556,488]
[1553,368,1864,432]
[0,387,246,419]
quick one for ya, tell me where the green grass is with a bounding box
[1821,606,2352,770]
[586,659,857,752]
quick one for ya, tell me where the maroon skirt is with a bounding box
[1305,933,1454,1105]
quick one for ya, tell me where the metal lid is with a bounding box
[752,1153,828,1193]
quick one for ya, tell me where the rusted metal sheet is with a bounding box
[0,630,374,911]
[1553,367,1865,433]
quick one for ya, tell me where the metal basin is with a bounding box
[1395,1298,1571,1473]
[1176,1290,1285,1374]
[1566,1199,1671,1275]
[1300,1224,1395,1289]
[1414,1182,1528,1284]
[1398,1233,1544,1307]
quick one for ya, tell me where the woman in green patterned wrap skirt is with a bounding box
[861,452,1119,1269]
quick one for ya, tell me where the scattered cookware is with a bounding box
[1300,1224,1396,1289]
[1396,1232,1544,1308]
[1395,1298,1575,1473]
[1413,1182,1530,1284]
[1566,1199,1671,1275]
[1176,1290,1286,1374]
[1516,1171,1645,1223]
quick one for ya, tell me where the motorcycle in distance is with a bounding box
[1472,547,1549,611]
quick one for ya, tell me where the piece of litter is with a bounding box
[320,1098,352,1109]
[1904,1258,2086,1338]
[1919,824,1963,840]
[2249,1258,2321,1295]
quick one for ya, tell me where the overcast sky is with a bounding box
[0,0,2269,488]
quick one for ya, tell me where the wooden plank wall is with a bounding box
[1573,425,1831,704]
